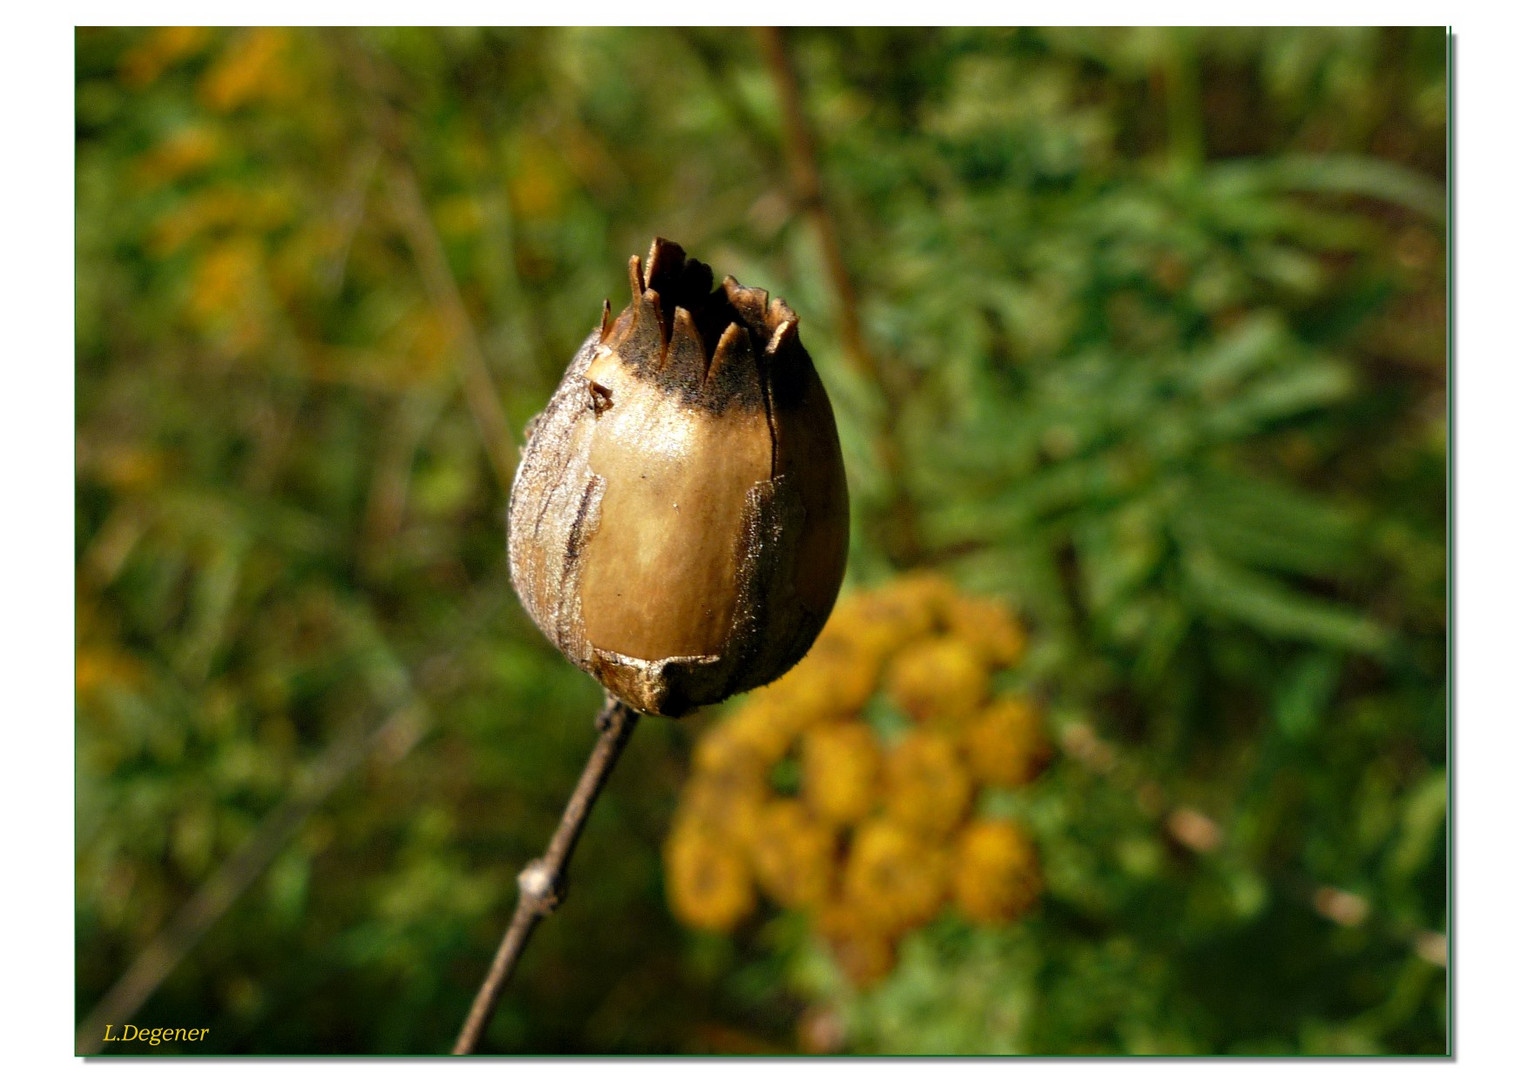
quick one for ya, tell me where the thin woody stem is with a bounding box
[452,694,641,1055]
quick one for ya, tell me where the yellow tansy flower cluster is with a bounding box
[664,573,1051,986]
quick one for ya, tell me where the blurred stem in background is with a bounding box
[1161,28,1205,176]
[758,26,924,565]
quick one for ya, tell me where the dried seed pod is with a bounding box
[508,238,849,717]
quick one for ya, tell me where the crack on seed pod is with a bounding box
[587,380,613,417]
[552,473,603,658]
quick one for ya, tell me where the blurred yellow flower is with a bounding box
[720,697,809,766]
[840,571,953,655]
[882,730,973,839]
[691,719,773,782]
[761,627,879,717]
[664,822,757,933]
[118,26,210,89]
[675,772,767,851]
[749,800,836,911]
[842,818,947,934]
[666,573,1048,985]
[135,127,222,188]
[945,593,1027,669]
[952,819,1043,925]
[962,697,1051,788]
[875,571,958,624]
[149,185,295,257]
[188,239,265,339]
[802,722,880,826]
[76,646,145,703]
[885,636,989,722]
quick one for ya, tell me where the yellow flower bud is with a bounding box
[944,594,1027,669]
[754,623,879,720]
[962,697,1051,788]
[749,800,837,911]
[881,730,974,839]
[802,721,881,826]
[676,769,768,850]
[664,821,757,933]
[842,818,947,934]
[828,573,952,663]
[714,698,804,766]
[508,239,849,717]
[884,636,990,722]
[952,819,1043,925]
[691,720,773,782]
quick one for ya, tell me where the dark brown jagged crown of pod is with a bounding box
[597,237,812,415]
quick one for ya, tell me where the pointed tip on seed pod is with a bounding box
[703,321,764,414]
[722,275,770,328]
[765,316,799,357]
[761,309,803,407]
[766,296,798,333]
[600,299,612,341]
[615,286,665,375]
[666,306,708,386]
[644,237,688,292]
[628,254,645,300]
[709,321,748,379]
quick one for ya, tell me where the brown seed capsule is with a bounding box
[508,238,850,717]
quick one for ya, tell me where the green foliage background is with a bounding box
[75,27,1447,1055]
